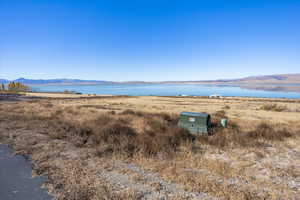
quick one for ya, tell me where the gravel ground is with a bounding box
[98,161,217,200]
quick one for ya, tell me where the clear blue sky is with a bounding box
[1,0,299,81]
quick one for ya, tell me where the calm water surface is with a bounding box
[31,84,300,99]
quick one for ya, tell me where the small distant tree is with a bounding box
[8,82,29,92]
[0,83,5,91]
[8,82,15,91]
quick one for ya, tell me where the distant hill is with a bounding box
[0,79,9,84]
[0,78,111,85]
[1,74,300,85]
[162,73,300,84]
[230,74,300,84]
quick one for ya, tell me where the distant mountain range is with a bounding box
[162,73,300,84]
[0,78,111,85]
[0,79,9,84]
[1,73,300,85]
[224,74,300,84]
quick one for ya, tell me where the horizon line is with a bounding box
[1,73,300,83]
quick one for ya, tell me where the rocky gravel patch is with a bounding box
[98,161,217,200]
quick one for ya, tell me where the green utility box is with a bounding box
[178,112,211,134]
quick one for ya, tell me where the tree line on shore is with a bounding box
[0,82,30,92]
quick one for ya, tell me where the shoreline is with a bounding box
[1,91,300,104]
[26,83,300,99]
[21,91,300,101]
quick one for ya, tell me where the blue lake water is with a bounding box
[31,84,300,99]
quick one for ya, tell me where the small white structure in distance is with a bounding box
[209,94,223,98]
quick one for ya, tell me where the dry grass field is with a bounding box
[0,94,299,200]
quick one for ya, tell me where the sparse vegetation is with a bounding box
[63,90,81,94]
[199,122,292,148]
[4,108,193,157]
[223,105,230,109]
[260,103,287,112]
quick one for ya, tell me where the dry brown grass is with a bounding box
[86,111,193,157]
[0,96,299,200]
[260,104,287,112]
[199,121,293,149]
[3,106,194,158]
